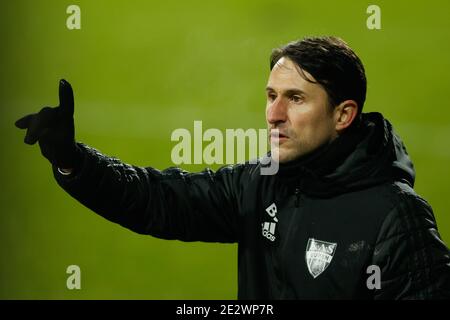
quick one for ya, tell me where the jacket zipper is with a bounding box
[279,187,302,298]
[294,188,301,208]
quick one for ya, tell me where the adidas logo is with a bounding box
[262,222,276,242]
[262,203,278,242]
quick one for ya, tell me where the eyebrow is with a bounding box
[265,86,307,96]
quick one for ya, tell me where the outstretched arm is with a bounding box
[16,80,244,243]
[53,143,244,242]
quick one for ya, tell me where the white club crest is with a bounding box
[305,238,337,279]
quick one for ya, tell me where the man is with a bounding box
[15,36,450,299]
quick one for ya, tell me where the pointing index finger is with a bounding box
[58,79,74,116]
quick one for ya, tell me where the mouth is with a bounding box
[270,130,289,144]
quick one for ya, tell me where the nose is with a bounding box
[266,97,288,125]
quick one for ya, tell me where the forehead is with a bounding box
[267,57,317,92]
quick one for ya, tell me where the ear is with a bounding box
[334,100,358,133]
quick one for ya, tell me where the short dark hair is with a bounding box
[270,36,367,118]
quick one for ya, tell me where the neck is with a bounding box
[277,128,362,178]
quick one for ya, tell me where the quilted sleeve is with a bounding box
[371,191,450,299]
[52,143,246,243]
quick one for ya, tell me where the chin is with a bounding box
[272,148,295,164]
[273,146,311,164]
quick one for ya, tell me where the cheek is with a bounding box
[287,107,314,136]
[288,105,332,140]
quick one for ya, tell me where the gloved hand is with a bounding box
[15,79,82,170]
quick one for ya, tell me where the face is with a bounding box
[266,57,338,163]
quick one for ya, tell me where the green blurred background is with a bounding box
[1,0,449,299]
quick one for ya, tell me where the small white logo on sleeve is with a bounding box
[262,203,278,242]
[305,238,337,278]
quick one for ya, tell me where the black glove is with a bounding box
[15,79,82,169]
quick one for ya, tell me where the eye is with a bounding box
[267,93,277,102]
[290,95,303,103]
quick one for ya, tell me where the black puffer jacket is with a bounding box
[53,112,450,299]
